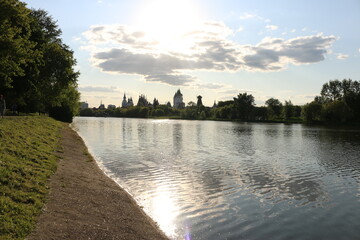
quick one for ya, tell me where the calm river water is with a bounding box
[72,117,360,240]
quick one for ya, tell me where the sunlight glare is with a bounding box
[135,0,204,52]
[150,186,179,238]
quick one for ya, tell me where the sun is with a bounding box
[135,0,204,52]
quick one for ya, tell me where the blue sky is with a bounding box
[23,0,360,107]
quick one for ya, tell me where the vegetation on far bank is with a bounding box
[0,116,64,240]
[80,79,360,126]
[0,0,80,122]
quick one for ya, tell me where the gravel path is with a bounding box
[28,126,169,240]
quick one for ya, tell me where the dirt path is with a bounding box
[28,126,169,240]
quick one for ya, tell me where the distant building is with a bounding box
[99,101,105,110]
[128,97,134,107]
[122,94,134,108]
[173,89,185,108]
[107,104,116,109]
[212,100,218,108]
[197,95,203,107]
[80,102,89,110]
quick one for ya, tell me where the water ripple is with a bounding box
[73,118,360,240]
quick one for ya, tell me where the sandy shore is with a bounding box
[28,126,169,240]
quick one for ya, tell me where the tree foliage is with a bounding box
[265,98,282,119]
[282,100,294,120]
[0,2,80,122]
[302,102,323,123]
[319,79,360,122]
[233,93,255,120]
[137,95,149,107]
[0,0,35,89]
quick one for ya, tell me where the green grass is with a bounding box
[0,116,64,240]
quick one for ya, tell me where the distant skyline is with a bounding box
[23,0,360,107]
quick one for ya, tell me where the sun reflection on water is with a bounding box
[150,186,181,238]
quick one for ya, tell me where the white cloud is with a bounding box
[220,89,257,95]
[266,25,278,31]
[72,36,81,41]
[82,23,337,86]
[358,48,360,52]
[243,34,337,71]
[336,53,349,60]
[237,26,244,32]
[79,85,119,92]
[239,13,257,19]
[194,82,227,90]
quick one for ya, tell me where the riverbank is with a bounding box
[0,116,62,239]
[0,116,167,240]
[28,122,168,240]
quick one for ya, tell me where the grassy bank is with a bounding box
[0,116,64,240]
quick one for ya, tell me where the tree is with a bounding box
[282,100,294,120]
[187,101,196,107]
[0,0,35,90]
[321,79,343,102]
[322,100,352,123]
[1,6,80,121]
[218,104,236,119]
[217,100,234,107]
[137,94,148,106]
[302,102,323,123]
[320,79,360,121]
[265,98,282,119]
[293,105,302,118]
[233,93,255,120]
[252,106,268,120]
[153,98,159,108]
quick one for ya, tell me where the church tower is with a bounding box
[173,89,185,108]
[122,93,127,108]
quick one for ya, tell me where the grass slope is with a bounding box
[0,116,64,240]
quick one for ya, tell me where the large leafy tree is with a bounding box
[282,100,294,120]
[320,79,360,121]
[0,0,35,90]
[233,93,255,120]
[302,102,323,123]
[265,97,282,119]
[1,3,80,121]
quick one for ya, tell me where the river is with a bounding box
[72,117,360,240]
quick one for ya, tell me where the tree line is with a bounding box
[0,0,80,122]
[303,79,360,124]
[80,79,360,125]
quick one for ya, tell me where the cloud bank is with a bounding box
[83,22,337,87]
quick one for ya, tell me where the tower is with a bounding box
[122,93,128,108]
[173,89,185,108]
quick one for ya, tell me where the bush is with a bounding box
[49,106,73,123]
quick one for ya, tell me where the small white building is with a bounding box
[80,102,89,110]
[173,89,185,108]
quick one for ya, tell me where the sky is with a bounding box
[22,0,360,107]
